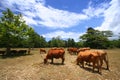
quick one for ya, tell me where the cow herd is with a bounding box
[0,49,28,56]
[0,47,109,74]
[40,47,109,74]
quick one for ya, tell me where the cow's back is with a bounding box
[47,48,65,59]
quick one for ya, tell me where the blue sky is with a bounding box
[0,0,120,41]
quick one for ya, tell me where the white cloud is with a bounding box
[23,16,38,26]
[37,6,88,28]
[1,0,112,30]
[0,0,88,29]
[95,0,120,39]
[42,31,84,42]
[83,1,110,18]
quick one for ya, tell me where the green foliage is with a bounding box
[75,41,84,48]
[0,8,47,48]
[0,8,30,48]
[109,39,120,48]
[39,36,47,48]
[80,27,113,49]
[48,36,65,47]
[67,38,75,47]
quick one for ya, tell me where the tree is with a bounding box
[0,8,33,54]
[39,35,47,48]
[80,27,113,49]
[26,28,39,48]
[48,36,65,47]
[75,41,84,48]
[67,38,75,47]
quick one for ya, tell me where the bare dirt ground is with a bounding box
[0,48,120,80]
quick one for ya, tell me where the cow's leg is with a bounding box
[51,58,53,64]
[75,52,77,55]
[76,59,79,65]
[99,57,103,71]
[92,62,95,72]
[86,62,91,66]
[62,57,65,64]
[81,61,84,68]
[100,59,103,66]
[103,56,109,70]
[97,59,102,74]
[73,52,75,55]
[69,51,71,54]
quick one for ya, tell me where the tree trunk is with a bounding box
[6,47,11,56]
[28,47,31,54]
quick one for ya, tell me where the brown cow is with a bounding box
[40,48,46,54]
[67,47,78,55]
[84,49,109,70]
[95,50,109,70]
[44,48,65,64]
[76,50,102,74]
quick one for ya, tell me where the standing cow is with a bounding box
[95,50,109,70]
[44,48,65,64]
[67,47,78,55]
[76,50,102,74]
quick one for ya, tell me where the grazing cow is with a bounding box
[67,47,78,55]
[76,50,102,74]
[44,48,65,64]
[40,48,46,54]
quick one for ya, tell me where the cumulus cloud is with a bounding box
[0,0,111,29]
[42,30,84,42]
[83,1,110,18]
[0,0,89,29]
[4,0,112,29]
[37,6,88,28]
[95,0,120,39]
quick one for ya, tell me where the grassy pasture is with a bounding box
[0,48,120,80]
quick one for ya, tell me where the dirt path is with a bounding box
[0,48,120,80]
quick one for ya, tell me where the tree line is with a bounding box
[0,8,120,50]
